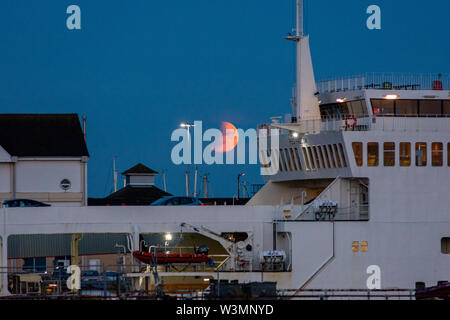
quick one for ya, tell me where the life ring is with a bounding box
[345,115,357,128]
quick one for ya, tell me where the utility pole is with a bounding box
[162,170,167,192]
[193,166,198,197]
[202,174,209,198]
[113,156,118,193]
[237,173,245,200]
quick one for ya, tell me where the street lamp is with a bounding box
[180,122,195,196]
[237,173,245,200]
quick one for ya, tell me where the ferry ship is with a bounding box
[0,1,449,299]
[248,0,450,292]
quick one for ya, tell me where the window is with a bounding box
[396,100,418,116]
[420,100,442,116]
[415,142,427,166]
[400,142,411,166]
[432,143,443,166]
[276,149,283,172]
[333,144,342,167]
[307,147,316,169]
[313,147,322,169]
[293,148,302,171]
[444,101,450,115]
[371,99,394,116]
[352,142,363,166]
[383,142,395,166]
[295,148,303,171]
[284,149,293,171]
[338,144,348,167]
[317,146,326,169]
[367,142,379,166]
[302,147,311,171]
[321,146,331,168]
[348,100,368,117]
[448,143,450,166]
[327,145,337,168]
[442,238,450,254]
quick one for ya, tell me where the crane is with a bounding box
[180,222,253,271]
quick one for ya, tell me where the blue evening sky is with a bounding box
[0,1,449,198]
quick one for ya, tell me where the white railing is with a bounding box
[317,72,450,93]
[276,115,450,134]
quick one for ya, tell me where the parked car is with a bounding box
[81,270,102,289]
[102,270,132,291]
[150,196,204,206]
[3,199,51,208]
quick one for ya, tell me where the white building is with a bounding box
[0,114,89,206]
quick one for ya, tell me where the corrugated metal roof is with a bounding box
[7,233,174,259]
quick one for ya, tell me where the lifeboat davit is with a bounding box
[133,251,211,265]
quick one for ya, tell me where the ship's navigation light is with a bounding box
[384,94,399,100]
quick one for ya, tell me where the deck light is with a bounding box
[292,132,299,138]
[384,94,399,100]
[336,98,347,103]
[165,233,173,241]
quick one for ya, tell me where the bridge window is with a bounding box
[432,143,443,167]
[333,144,342,167]
[352,142,363,166]
[396,100,419,116]
[384,142,395,166]
[444,101,450,115]
[367,142,379,166]
[312,146,322,169]
[321,146,332,168]
[284,149,293,171]
[338,144,348,167]
[290,148,300,171]
[448,143,450,166]
[400,142,411,166]
[420,100,442,116]
[295,148,303,171]
[415,142,427,167]
[302,147,311,171]
[327,145,337,168]
[348,100,368,117]
[317,146,326,169]
[442,238,450,254]
[307,147,316,169]
[371,99,394,116]
[277,149,285,172]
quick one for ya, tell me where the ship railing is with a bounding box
[276,114,450,134]
[293,205,369,222]
[317,72,450,94]
[278,288,416,300]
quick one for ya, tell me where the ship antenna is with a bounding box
[285,0,320,122]
[297,0,303,38]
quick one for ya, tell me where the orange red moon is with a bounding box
[214,121,239,153]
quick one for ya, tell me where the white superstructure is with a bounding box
[0,1,449,298]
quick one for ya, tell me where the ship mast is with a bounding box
[286,0,320,121]
[296,0,303,120]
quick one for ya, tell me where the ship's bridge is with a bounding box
[256,73,450,210]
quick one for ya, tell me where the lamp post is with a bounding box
[180,122,195,196]
[237,173,245,200]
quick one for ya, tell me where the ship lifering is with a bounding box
[345,115,357,128]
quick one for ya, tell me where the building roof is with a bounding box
[88,185,171,206]
[0,114,89,157]
[122,163,158,175]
